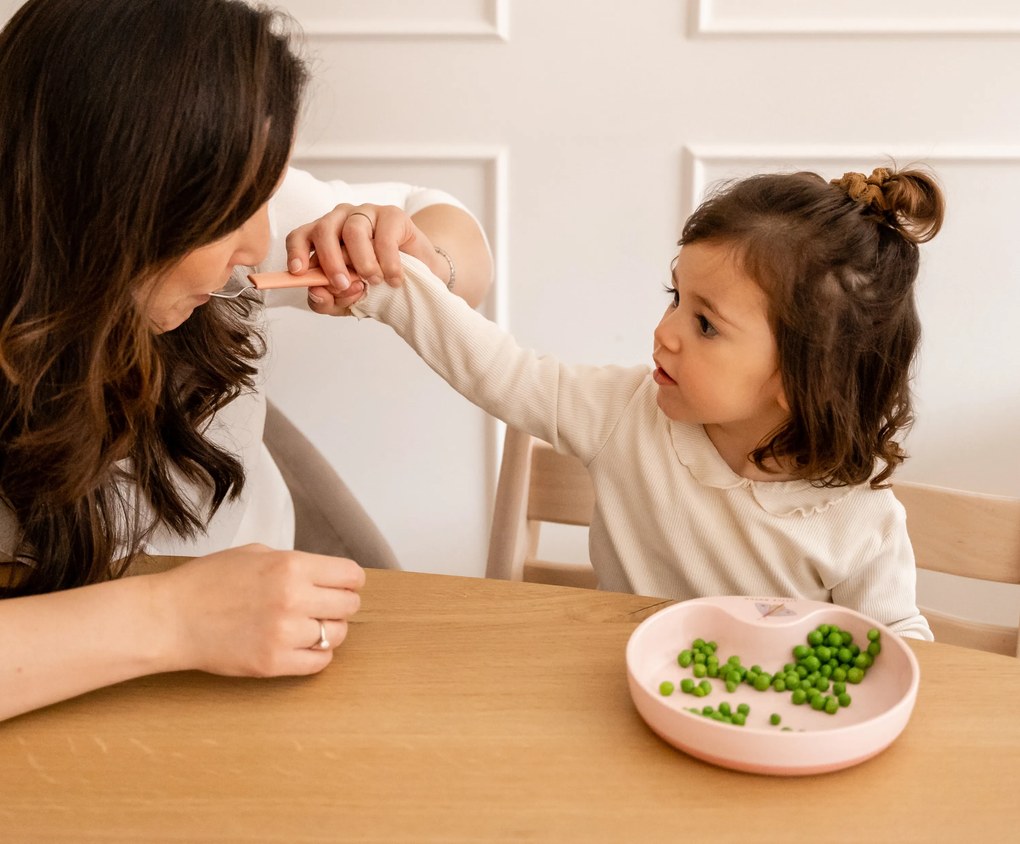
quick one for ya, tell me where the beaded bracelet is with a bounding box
[434,245,456,291]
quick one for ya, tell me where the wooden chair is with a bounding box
[892,481,1020,657]
[486,426,597,588]
[486,427,1020,655]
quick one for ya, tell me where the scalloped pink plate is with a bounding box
[626,596,920,775]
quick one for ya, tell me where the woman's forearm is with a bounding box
[410,203,494,309]
[0,575,171,722]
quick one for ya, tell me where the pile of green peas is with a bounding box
[658,625,882,723]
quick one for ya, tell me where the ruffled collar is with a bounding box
[667,421,856,517]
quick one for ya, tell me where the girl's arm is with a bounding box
[830,518,934,641]
[345,253,647,465]
[0,545,364,722]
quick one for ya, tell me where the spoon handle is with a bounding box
[246,267,330,290]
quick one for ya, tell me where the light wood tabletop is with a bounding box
[2,569,1018,842]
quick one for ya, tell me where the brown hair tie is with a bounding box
[831,167,892,212]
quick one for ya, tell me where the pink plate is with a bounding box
[626,596,920,775]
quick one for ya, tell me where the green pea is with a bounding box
[694,652,706,665]
[699,679,713,694]
[770,713,781,726]
[846,667,864,684]
[867,628,880,642]
[867,640,882,657]
[702,705,714,715]
[838,692,852,707]
[693,663,707,678]
[837,647,854,664]
[824,696,839,715]
[737,703,750,715]
[678,650,693,667]
[791,689,807,705]
[707,640,719,652]
[827,631,843,648]
[719,702,732,717]
[772,678,787,692]
[854,653,873,670]
[753,674,771,691]
[692,638,706,649]
[659,681,674,696]
[807,630,824,646]
[810,696,826,711]
[732,713,746,726]
[792,644,811,660]
[832,667,847,682]
[725,680,738,693]
[680,678,695,693]
[727,655,742,666]
[693,685,707,697]
[707,663,720,678]
[803,655,821,671]
[815,645,832,661]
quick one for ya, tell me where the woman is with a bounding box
[0,0,492,721]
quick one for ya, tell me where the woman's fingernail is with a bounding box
[308,290,326,304]
[333,273,350,291]
[288,257,302,273]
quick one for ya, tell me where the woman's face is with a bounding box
[145,201,272,332]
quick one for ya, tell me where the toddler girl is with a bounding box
[315,166,943,638]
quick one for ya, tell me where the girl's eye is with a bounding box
[696,314,718,338]
[664,284,680,308]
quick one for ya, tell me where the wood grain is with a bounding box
[1,570,1017,842]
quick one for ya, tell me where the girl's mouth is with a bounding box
[653,366,676,386]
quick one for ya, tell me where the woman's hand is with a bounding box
[285,203,450,316]
[152,544,365,677]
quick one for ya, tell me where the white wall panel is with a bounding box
[694,0,1020,35]
[273,0,508,39]
[266,149,506,577]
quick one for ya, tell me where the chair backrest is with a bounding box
[486,428,1020,656]
[486,426,597,588]
[892,481,1020,657]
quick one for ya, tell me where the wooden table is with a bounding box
[2,570,1018,842]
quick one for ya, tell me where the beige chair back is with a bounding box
[486,426,597,588]
[487,427,1020,655]
[892,481,1020,657]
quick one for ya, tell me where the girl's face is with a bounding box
[653,241,788,442]
[145,201,272,332]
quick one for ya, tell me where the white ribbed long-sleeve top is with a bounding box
[352,255,932,640]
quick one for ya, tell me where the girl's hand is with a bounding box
[152,544,365,677]
[285,203,445,316]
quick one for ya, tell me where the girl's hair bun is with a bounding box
[830,167,944,244]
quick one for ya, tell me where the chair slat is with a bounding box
[526,443,595,526]
[922,607,1019,658]
[894,482,1020,584]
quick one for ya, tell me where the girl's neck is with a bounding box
[703,417,797,482]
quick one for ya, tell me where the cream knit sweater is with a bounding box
[353,254,932,640]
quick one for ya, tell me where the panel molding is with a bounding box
[292,0,509,41]
[693,0,1020,36]
[681,143,1020,218]
[291,143,509,501]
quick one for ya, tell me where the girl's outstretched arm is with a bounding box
[0,545,364,722]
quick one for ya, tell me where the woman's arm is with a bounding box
[0,545,364,722]
[266,167,493,309]
[283,201,493,310]
[408,203,493,309]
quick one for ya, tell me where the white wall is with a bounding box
[4,1,1017,622]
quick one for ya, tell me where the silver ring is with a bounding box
[347,211,374,233]
[311,619,330,651]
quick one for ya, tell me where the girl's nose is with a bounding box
[654,311,682,352]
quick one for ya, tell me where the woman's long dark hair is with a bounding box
[679,167,944,489]
[0,0,307,595]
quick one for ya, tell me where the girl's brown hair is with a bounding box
[0,0,307,595]
[679,166,944,488]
